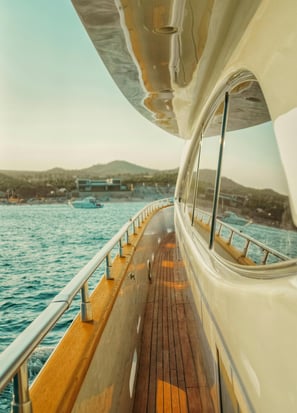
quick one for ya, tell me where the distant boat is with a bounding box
[218,211,249,225]
[70,197,103,209]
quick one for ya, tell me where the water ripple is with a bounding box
[0,202,146,412]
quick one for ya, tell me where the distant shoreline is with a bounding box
[0,194,174,206]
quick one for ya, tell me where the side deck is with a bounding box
[133,232,215,413]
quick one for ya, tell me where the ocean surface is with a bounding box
[0,202,147,411]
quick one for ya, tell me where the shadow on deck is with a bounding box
[133,232,215,413]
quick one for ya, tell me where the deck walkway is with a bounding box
[133,232,215,413]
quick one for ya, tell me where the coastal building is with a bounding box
[76,178,127,194]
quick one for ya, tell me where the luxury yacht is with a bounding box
[70,197,104,209]
[1,1,297,412]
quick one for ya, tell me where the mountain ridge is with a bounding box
[0,160,178,178]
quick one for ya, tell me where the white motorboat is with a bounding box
[71,197,104,209]
[218,211,249,226]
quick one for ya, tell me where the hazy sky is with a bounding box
[199,122,289,195]
[0,1,184,171]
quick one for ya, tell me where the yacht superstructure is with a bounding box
[1,1,297,412]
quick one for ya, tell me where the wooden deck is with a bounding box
[133,232,215,413]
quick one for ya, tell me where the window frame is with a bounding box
[179,71,296,269]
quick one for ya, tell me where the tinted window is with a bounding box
[214,81,296,265]
[181,77,296,265]
[185,145,200,223]
[191,105,223,244]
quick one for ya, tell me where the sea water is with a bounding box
[0,202,147,412]
[1,203,297,410]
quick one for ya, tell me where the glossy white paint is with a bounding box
[274,108,297,225]
[71,1,297,411]
[176,204,297,412]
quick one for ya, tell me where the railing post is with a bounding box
[228,230,234,245]
[80,282,93,322]
[262,250,269,265]
[11,362,32,413]
[216,222,222,235]
[105,253,113,279]
[119,238,123,257]
[132,221,136,235]
[126,229,130,245]
[243,239,251,257]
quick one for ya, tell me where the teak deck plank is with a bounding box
[133,233,215,413]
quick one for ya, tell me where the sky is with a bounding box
[199,122,288,195]
[0,1,184,172]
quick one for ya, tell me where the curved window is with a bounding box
[214,80,296,265]
[185,144,200,223]
[184,76,297,265]
[192,105,222,244]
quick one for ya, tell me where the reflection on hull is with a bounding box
[218,211,249,226]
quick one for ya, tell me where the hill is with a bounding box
[0,160,163,179]
[199,169,284,198]
[0,163,286,212]
[0,160,177,199]
[78,160,159,177]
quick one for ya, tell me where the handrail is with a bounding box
[0,198,173,411]
[196,209,289,264]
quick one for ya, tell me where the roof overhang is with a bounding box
[71,0,261,139]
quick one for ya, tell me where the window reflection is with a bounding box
[183,77,296,264]
[185,144,200,223]
[182,76,297,265]
[214,81,296,265]
[191,107,222,245]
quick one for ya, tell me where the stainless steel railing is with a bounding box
[196,209,289,264]
[0,198,173,412]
